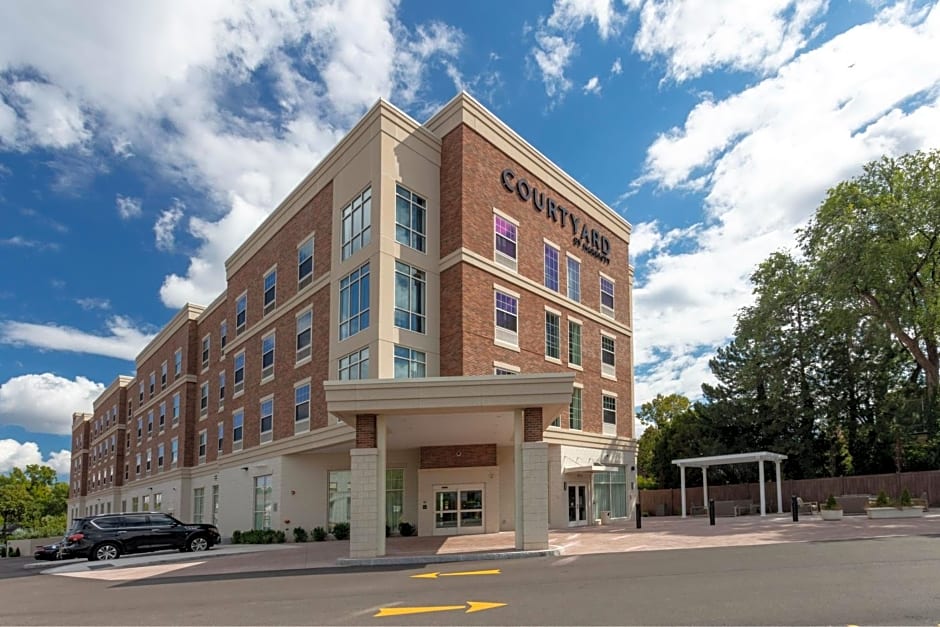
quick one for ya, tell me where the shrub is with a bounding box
[332,522,350,540]
[0,546,6,558]
[275,530,286,544]
[12,547,20,557]
[900,488,912,507]
[824,495,839,510]
[293,527,308,543]
[312,526,327,541]
[232,530,242,544]
[398,522,416,537]
[875,490,890,507]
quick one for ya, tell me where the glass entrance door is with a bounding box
[433,484,484,535]
[568,484,588,526]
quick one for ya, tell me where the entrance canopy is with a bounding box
[671,451,788,518]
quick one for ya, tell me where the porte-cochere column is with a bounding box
[515,407,549,550]
[350,414,386,558]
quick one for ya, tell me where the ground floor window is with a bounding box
[211,484,219,526]
[593,466,627,519]
[328,468,405,531]
[193,487,205,524]
[253,475,273,530]
[386,469,404,531]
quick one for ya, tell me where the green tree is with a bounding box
[637,394,691,427]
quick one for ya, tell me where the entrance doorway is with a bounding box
[433,484,484,535]
[568,484,588,526]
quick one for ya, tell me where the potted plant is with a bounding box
[866,488,925,519]
[820,495,842,521]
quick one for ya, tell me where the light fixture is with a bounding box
[241,466,249,471]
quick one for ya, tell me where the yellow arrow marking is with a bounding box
[374,601,507,617]
[411,569,501,579]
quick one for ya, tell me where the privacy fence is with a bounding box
[639,470,940,516]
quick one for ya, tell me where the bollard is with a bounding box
[636,503,642,529]
[791,495,799,522]
[708,498,716,526]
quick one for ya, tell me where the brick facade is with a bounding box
[523,408,543,442]
[355,414,377,448]
[420,444,498,469]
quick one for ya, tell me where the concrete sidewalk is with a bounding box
[35,512,940,575]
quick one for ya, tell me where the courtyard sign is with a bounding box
[500,168,611,264]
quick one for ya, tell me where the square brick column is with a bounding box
[350,414,386,558]
[514,407,549,550]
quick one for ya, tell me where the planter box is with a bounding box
[866,506,925,519]
[819,509,843,521]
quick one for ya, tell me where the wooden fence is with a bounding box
[639,469,940,516]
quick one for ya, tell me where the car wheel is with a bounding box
[91,542,120,561]
[188,535,209,552]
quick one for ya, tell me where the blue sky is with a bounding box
[2,0,939,476]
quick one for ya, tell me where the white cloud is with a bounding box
[547,0,626,39]
[6,80,91,149]
[0,95,16,145]
[610,57,623,75]
[631,1,940,404]
[0,440,72,475]
[154,201,185,252]
[75,297,111,311]
[0,316,154,361]
[116,195,142,220]
[583,76,602,94]
[533,34,577,98]
[0,236,59,251]
[632,0,828,82]
[0,373,103,435]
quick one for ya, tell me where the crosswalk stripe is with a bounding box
[55,561,204,581]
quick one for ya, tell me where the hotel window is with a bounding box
[146,449,152,472]
[154,493,162,511]
[600,275,615,318]
[263,267,277,315]
[147,411,153,435]
[328,470,351,527]
[212,485,219,525]
[233,410,244,449]
[218,371,226,404]
[567,255,581,302]
[493,213,518,271]
[544,243,560,292]
[395,184,426,252]
[494,290,518,348]
[157,443,164,470]
[545,310,561,360]
[171,437,179,466]
[149,372,155,396]
[201,335,210,370]
[594,466,627,518]
[339,262,370,339]
[261,332,275,380]
[172,393,180,425]
[217,422,224,453]
[135,453,141,475]
[298,236,314,289]
[200,382,209,417]
[161,361,167,389]
[234,351,245,394]
[260,397,274,443]
[139,381,144,402]
[339,347,369,380]
[568,320,582,366]
[253,474,273,530]
[158,402,166,430]
[127,401,132,420]
[295,383,311,424]
[142,495,150,511]
[131,496,138,512]
[198,430,207,461]
[341,186,372,260]
[394,261,426,333]
[220,320,227,350]
[235,292,247,335]
[601,334,616,378]
[494,362,519,375]
[174,349,182,376]
[569,386,583,430]
[296,309,312,362]
[602,393,617,435]
[193,487,205,524]
[394,345,426,378]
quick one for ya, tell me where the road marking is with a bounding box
[54,561,204,581]
[374,601,507,617]
[411,569,500,579]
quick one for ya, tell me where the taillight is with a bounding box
[67,532,84,542]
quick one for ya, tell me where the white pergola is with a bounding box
[672,451,788,517]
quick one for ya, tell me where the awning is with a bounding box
[564,464,621,474]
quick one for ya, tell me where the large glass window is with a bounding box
[253,475,273,530]
[545,311,560,360]
[328,470,350,528]
[394,345,426,378]
[193,487,205,524]
[295,383,311,423]
[593,466,627,518]
[236,293,247,334]
[211,485,219,525]
[602,335,616,378]
[263,268,277,315]
[298,237,314,288]
[494,214,517,271]
[328,469,405,531]
[568,320,582,366]
[600,276,615,318]
[544,244,559,291]
[569,387,582,430]
[338,347,369,380]
[386,468,405,531]
[261,333,275,379]
[567,256,580,302]
[395,184,426,252]
[341,187,372,260]
[394,261,426,333]
[296,309,312,362]
[339,262,370,339]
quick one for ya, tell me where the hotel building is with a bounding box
[68,93,636,557]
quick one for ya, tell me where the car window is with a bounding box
[148,514,176,527]
[93,517,125,529]
[122,515,150,528]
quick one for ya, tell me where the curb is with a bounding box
[337,547,560,567]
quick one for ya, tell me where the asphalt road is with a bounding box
[2,536,938,625]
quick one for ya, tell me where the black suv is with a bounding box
[62,513,221,561]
